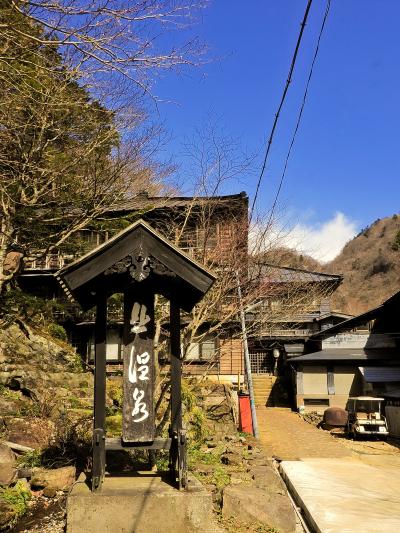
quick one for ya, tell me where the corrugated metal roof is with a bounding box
[359,367,400,382]
[290,348,400,364]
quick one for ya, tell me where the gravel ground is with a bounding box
[11,495,66,533]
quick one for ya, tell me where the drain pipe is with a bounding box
[235,271,259,439]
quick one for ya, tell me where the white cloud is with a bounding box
[276,212,358,263]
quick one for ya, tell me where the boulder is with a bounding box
[31,466,76,491]
[250,465,286,493]
[0,464,17,485]
[222,484,296,533]
[221,450,243,467]
[5,417,55,449]
[0,443,16,465]
[0,443,17,485]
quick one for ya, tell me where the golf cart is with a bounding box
[346,397,389,440]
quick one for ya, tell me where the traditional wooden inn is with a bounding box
[17,191,348,405]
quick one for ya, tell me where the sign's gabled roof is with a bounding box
[55,219,216,312]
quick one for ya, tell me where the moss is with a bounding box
[0,384,21,401]
[0,481,31,526]
[106,414,122,436]
[108,381,123,408]
[181,379,209,442]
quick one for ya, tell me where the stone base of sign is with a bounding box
[67,472,222,533]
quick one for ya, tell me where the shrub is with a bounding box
[16,449,43,468]
[391,229,400,251]
[0,481,31,525]
[47,323,68,341]
[368,257,393,276]
[108,381,123,408]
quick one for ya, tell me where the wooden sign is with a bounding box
[122,290,155,442]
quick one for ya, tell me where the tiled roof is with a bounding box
[107,192,248,214]
[250,264,342,284]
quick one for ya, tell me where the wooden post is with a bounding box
[122,290,155,442]
[169,301,187,489]
[92,292,107,491]
[170,301,182,434]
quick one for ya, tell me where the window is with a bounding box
[88,328,122,362]
[304,398,329,407]
[185,336,217,361]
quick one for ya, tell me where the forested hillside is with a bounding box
[263,215,400,315]
[324,214,400,314]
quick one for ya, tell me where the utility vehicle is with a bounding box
[347,396,389,439]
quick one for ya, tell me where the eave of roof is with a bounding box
[251,263,343,284]
[290,347,400,364]
[107,192,248,214]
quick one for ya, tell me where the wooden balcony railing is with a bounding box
[24,254,75,270]
[260,328,312,337]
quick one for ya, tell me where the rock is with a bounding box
[5,417,55,449]
[221,450,243,467]
[43,486,57,498]
[0,463,17,485]
[0,396,23,416]
[0,443,17,485]
[250,465,286,492]
[0,442,16,464]
[230,472,251,485]
[222,485,296,533]
[18,467,33,479]
[31,466,76,491]
[195,464,215,475]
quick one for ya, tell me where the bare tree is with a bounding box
[0,0,206,292]
[5,1,207,96]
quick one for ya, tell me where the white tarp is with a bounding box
[359,366,400,383]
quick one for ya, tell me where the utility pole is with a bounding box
[235,271,259,439]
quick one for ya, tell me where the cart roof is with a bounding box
[348,396,385,401]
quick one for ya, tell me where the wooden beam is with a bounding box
[105,438,171,451]
[92,291,107,491]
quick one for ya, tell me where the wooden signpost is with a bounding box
[55,220,215,492]
[122,291,155,442]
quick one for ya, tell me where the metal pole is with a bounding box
[235,270,259,439]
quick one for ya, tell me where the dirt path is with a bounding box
[256,407,353,460]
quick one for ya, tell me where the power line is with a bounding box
[250,0,313,219]
[267,0,331,228]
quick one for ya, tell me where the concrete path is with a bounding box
[256,407,352,460]
[257,408,400,532]
[280,458,400,533]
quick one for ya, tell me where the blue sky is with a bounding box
[152,1,400,261]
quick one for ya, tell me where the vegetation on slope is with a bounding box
[325,214,400,314]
